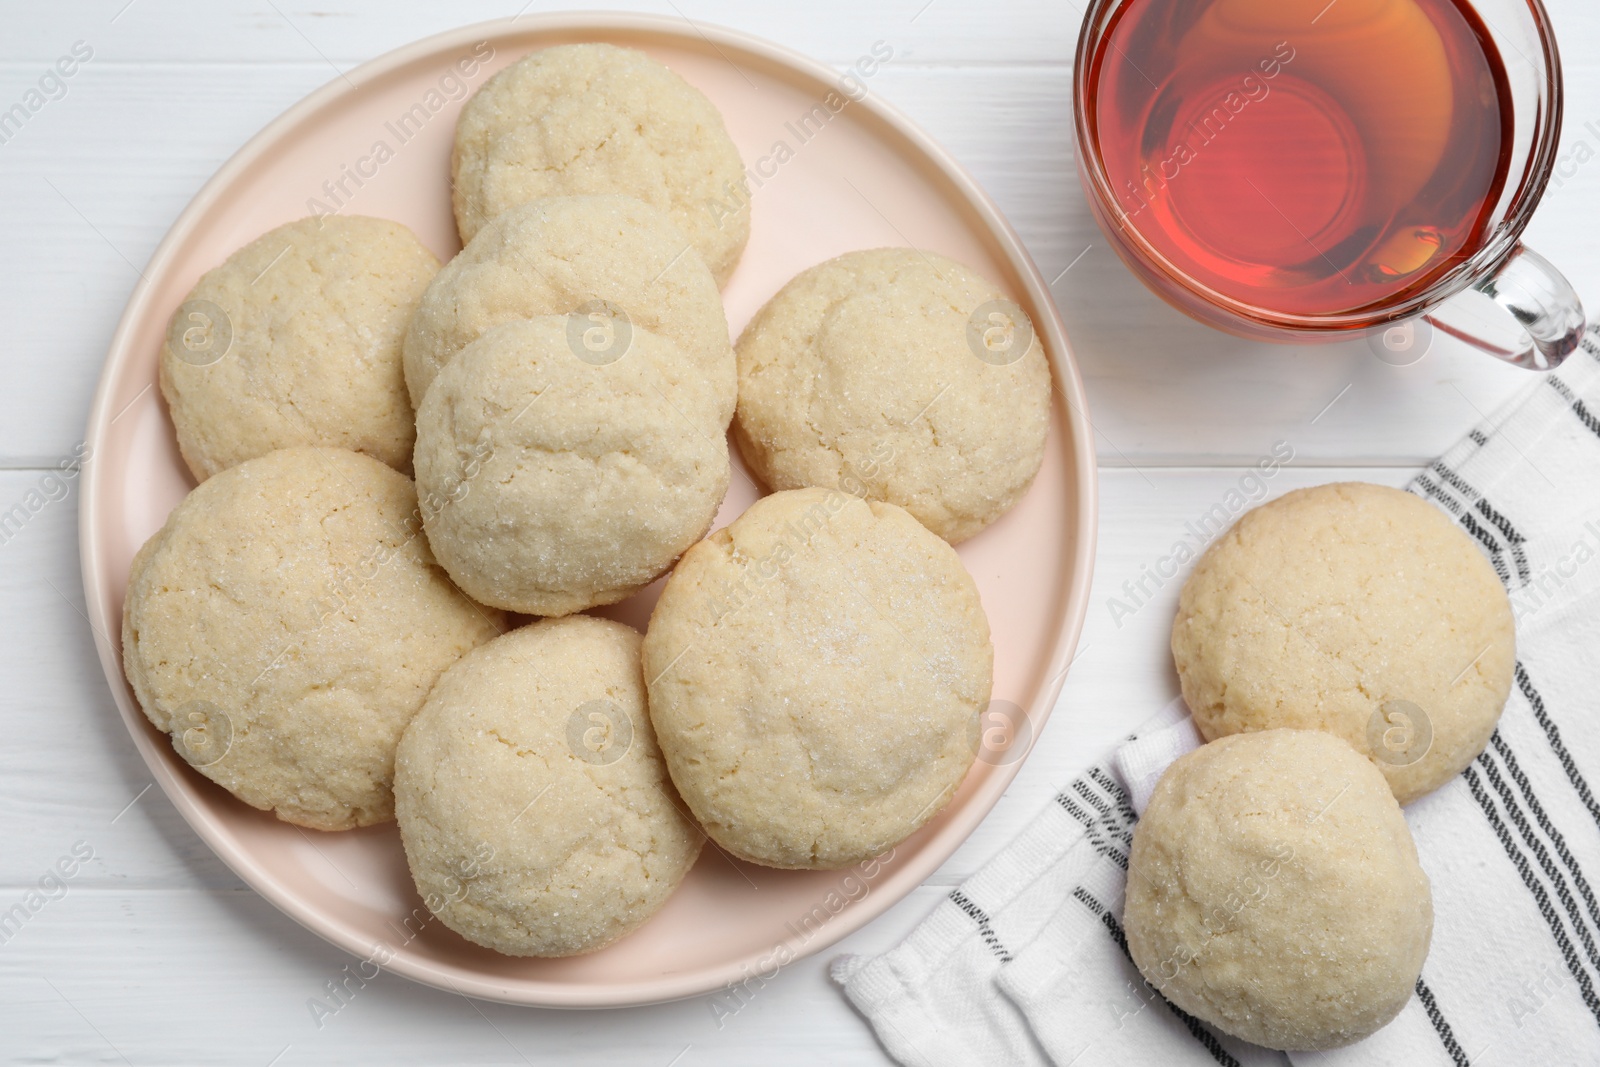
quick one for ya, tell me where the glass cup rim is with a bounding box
[1071,0,1565,333]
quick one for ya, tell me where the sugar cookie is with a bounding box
[395,616,701,957]
[643,488,992,869]
[121,448,502,830]
[161,216,438,480]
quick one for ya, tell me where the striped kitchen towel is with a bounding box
[833,334,1600,1067]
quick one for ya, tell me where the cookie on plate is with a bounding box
[1172,482,1515,805]
[401,195,734,422]
[452,43,749,286]
[733,247,1052,543]
[161,215,439,481]
[395,615,702,957]
[121,447,502,830]
[643,488,993,869]
[1125,729,1433,1050]
[414,316,728,616]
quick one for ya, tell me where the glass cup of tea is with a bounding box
[1073,0,1584,370]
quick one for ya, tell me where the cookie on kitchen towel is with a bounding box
[1125,729,1433,1050]
[1172,481,1515,805]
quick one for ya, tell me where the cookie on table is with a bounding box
[160,215,439,481]
[1172,482,1515,805]
[452,43,749,286]
[121,448,502,831]
[1125,729,1433,1050]
[395,616,702,958]
[643,488,993,869]
[413,316,728,617]
[402,195,734,423]
[733,247,1052,543]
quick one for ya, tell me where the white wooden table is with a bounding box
[2,2,1595,1063]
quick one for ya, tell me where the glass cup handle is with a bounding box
[1422,243,1586,371]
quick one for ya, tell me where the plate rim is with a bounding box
[78,10,1100,1008]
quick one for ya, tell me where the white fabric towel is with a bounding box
[834,334,1600,1066]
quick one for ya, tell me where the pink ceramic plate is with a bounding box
[79,13,1097,1007]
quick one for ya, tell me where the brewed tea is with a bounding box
[1087,0,1513,317]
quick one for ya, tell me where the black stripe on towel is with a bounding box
[1420,462,1529,590]
[1489,732,1600,948]
[1084,820,1130,871]
[1056,795,1131,869]
[947,890,1012,963]
[1414,978,1472,1067]
[1089,767,1144,829]
[1073,778,1114,817]
[1574,398,1600,443]
[1477,750,1600,976]
[1470,428,1490,447]
[1460,510,1514,586]
[1431,460,1483,503]
[1089,766,1132,808]
[1519,662,1600,838]
[1413,475,1512,585]
[1084,770,1138,837]
[1071,888,1241,1067]
[1473,496,1531,587]
[1462,764,1600,1029]
[1058,784,1133,836]
[1057,773,1139,868]
[1055,790,1096,827]
[1413,473,1466,518]
[1548,374,1600,443]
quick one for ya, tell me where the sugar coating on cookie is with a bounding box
[1172,482,1514,805]
[733,248,1052,543]
[402,195,734,423]
[1125,729,1433,1050]
[121,448,502,830]
[643,488,992,869]
[395,616,702,957]
[160,216,439,481]
[414,317,729,616]
[453,43,748,286]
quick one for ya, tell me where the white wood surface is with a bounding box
[0,1,1594,1064]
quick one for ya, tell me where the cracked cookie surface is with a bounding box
[395,616,701,957]
[401,194,734,422]
[1125,729,1433,1051]
[120,447,503,830]
[642,488,992,869]
[160,215,439,481]
[452,43,748,286]
[413,316,728,616]
[1172,481,1514,805]
[733,247,1051,543]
